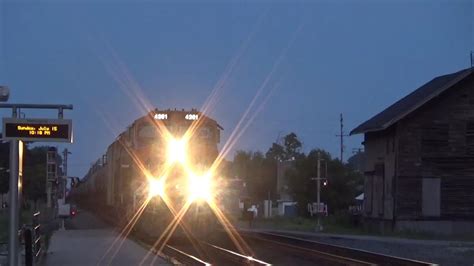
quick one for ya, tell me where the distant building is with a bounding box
[351,67,474,235]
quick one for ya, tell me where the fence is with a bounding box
[24,211,42,266]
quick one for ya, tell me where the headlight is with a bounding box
[167,138,187,164]
[148,178,165,198]
[187,172,213,202]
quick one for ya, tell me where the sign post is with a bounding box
[8,107,19,266]
[0,103,73,266]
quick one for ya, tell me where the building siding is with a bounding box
[395,74,474,220]
[362,73,474,227]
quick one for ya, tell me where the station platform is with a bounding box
[42,210,170,265]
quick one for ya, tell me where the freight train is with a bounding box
[72,108,223,237]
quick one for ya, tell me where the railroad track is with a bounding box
[239,231,436,266]
[90,206,266,265]
[84,205,434,265]
[134,230,270,265]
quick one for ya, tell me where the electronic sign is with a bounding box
[2,118,73,143]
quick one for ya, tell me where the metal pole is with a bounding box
[8,107,19,266]
[340,114,344,162]
[316,151,321,231]
[63,149,68,201]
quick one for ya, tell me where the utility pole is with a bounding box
[310,151,329,231]
[62,149,71,201]
[316,151,321,231]
[336,113,349,162]
[311,152,323,231]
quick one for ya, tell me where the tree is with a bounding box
[287,148,364,215]
[232,150,252,179]
[283,132,302,159]
[265,132,303,161]
[23,146,49,209]
[265,143,285,161]
[231,150,277,202]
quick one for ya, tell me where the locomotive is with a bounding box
[73,108,223,237]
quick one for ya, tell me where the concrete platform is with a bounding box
[43,228,170,265]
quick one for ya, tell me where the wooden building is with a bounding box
[351,67,474,235]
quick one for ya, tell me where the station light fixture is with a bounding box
[0,86,9,102]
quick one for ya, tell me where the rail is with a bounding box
[203,242,270,265]
[164,245,211,266]
[241,231,435,266]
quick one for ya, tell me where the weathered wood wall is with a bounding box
[395,73,474,220]
[363,128,396,220]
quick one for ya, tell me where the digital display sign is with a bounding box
[2,118,73,143]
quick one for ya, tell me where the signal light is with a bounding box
[323,180,328,186]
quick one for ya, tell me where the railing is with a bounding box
[24,211,42,266]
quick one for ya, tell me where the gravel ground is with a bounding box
[262,230,474,266]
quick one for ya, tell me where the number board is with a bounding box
[2,118,73,143]
[185,114,199,121]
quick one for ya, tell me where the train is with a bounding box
[72,108,224,238]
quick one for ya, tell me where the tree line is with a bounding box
[0,141,57,209]
[228,132,365,215]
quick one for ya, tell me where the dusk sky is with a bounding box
[0,0,473,177]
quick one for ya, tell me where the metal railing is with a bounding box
[24,211,42,266]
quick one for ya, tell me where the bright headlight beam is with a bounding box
[148,178,165,198]
[167,138,186,164]
[188,173,213,202]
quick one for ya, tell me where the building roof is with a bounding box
[351,67,474,135]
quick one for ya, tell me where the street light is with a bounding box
[0,86,9,102]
